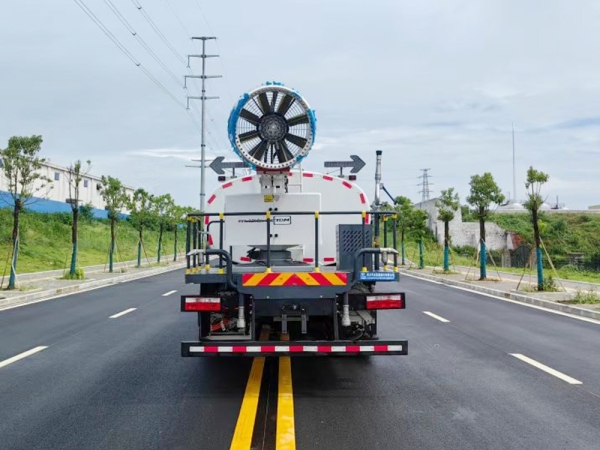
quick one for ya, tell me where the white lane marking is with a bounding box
[423,311,450,323]
[162,290,177,297]
[402,272,600,326]
[0,266,184,313]
[510,353,582,385]
[0,346,48,369]
[109,308,137,319]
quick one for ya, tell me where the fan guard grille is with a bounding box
[228,84,316,170]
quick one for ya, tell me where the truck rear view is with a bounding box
[181,83,407,357]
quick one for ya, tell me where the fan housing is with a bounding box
[228,83,316,171]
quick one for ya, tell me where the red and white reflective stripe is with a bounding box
[303,172,314,178]
[188,344,404,353]
[366,294,404,310]
[222,181,233,189]
[241,176,253,182]
[207,234,214,246]
[323,257,335,263]
[240,256,252,262]
[303,257,314,263]
[207,194,216,205]
[359,193,366,204]
[342,181,352,189]
[322,175,333,181]
[184,297,221,312]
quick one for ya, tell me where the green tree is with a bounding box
[0,136,52,289]
[466,173,505,280]
[65,160,92,278]
[169,205,193,262]
[151,194,175,263]
[128,188,154,267]
[100,176,128,273]
[394,196,414,265]
[524,166,549,290]
[410,209,429,269]
[436,188,460,271]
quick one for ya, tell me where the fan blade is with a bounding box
[249,139,269,161]
[287,113,309,127]
[275,141,294,163]
[258,92,271,114]
[277,94,295,116]
[285,133,308,148]
[239,130,260,142]
[240,108,260,125]
[270,91,278,111]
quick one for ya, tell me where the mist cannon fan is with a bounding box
[228,84,316,171]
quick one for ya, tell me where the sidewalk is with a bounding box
[0,255,185,311]
[399,263,600,321]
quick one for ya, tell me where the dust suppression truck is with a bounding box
[181,83,408,357]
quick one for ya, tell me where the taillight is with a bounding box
[366,294,404,310]
[181,296,221,312]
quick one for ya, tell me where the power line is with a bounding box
[191,0,234,106]
[123,0,224,144]
[103,0,182,86]
[73,0,185,109]
[130,0,186,65]
[73,0,212,139]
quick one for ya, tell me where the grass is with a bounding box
[0,209,180,275]
[396,237,600,284]
[563,289,600,305]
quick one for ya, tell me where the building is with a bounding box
[0,159,135,218]
[414,198,511,251]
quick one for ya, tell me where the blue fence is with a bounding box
[0,191,112,219]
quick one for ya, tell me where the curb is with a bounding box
[400,269,600,321]
[4,254,182,284]
[0,263,185,311]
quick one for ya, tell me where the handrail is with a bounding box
[186,210,400,276]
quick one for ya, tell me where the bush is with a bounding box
[61,267,85,280]
[540,274,559,292]
[79,203,95,222]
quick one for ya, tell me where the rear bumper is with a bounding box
[181,340,408,357]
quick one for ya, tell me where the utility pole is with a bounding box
[512,122,517,204]
[418,168,432,203]
[185,36,221,213]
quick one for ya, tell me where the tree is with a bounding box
[410,209,429,269]
[436,188,460,272]
[466,173,505,280]
[168,205,193,262]
[0,136,52,289]
[65,160,92,279]
[151,194,175,264]
[394,196,414,265]
[100,176,128,273]
[524,166,549,290]
[128,188,154,267]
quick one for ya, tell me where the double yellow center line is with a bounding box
[277,334,296,450]
[229,329,296,450]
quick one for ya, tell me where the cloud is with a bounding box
[125,147,205,161]
[553,117,600,130]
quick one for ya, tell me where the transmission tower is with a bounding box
[418,168,433,202]
[185,37,222,213]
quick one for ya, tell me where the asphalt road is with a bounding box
[1,270,599,449]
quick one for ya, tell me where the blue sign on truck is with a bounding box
[358,271,398,282]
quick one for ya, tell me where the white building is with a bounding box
[0,159,135,215]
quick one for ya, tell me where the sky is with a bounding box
[1,0,599,210]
